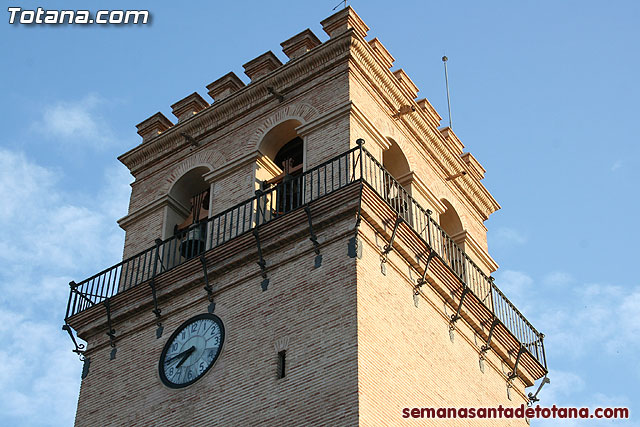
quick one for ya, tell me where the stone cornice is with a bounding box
[347,35,500,220]
[117,193,187,231]
[118,30,355,177]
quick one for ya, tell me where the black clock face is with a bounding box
[159,313,225,388]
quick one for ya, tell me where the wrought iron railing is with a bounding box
[65,142,546,370]
[360,149,546,369]
[65,146,361,318]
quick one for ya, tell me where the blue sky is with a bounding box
[1,1,638,425]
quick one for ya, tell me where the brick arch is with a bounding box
[248,103,319,151]
[439,197,468,235]
[163,149,226,194]
[383,133,418,173]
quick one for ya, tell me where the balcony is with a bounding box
[64,141,547,380]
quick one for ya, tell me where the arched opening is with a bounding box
[256,120,304,214]
[382,138,411,184]
[438,199,466,278]
[382,138,413,223]
[439,199,464,239]
[166,166,211,259]
[258,119,303,164]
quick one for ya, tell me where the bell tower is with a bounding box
[64,7,547,426]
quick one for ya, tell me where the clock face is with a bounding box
[158,313,225,388]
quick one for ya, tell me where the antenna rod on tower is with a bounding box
[333,0,347,10]
[442,55,452,129]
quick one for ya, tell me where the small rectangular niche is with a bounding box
[277,350,286,379]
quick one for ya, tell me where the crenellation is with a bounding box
[243,51,283,81]
[281,28,322,60]
[392,68,419,99]
[439,126,465,155]
[320,6,369,39]
[461,152,486,181]
[136,112,173,143]
[416,97,442,128]
[170,92,209,123]
[367,37,395,69]
[205,71,245,102]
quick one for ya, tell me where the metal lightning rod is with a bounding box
[442,55,452,129]
[333,0,347,10]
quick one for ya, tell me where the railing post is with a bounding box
[66,281,76,319]
[426,209,433,247]
[152,238,162,278]
[488,275,496,313]
[356,138,365,181]
[539,333,547,370]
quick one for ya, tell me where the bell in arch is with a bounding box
[175,189,209,259]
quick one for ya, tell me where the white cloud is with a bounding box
[34,94,115,148]
[493,270,640,362]
[537,369,585,405]
[491,268,639,425]
[543,271,573,286]
[0,149,57,221]
[492,226,528,246]
[0,305,80,426]
[493,269,534,306]
[611,160,622,172]
[0,147,130,425]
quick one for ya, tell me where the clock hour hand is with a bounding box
[165,346,195,366]
[175,346,196,368]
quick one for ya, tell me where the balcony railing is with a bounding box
[65,142,546,371]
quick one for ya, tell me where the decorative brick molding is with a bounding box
[162,150,226,194]
[136,112,173,143]
[119,31,352,176]
[273,336,290,352]
[171,92,209,123]
[348,36,500,219]
[281,29,321,60]
[248,102,320,151]
[206,72,245,102]
[243,51,283,81]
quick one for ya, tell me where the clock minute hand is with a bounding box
[165,346,196,365]
[175,346,196,368]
